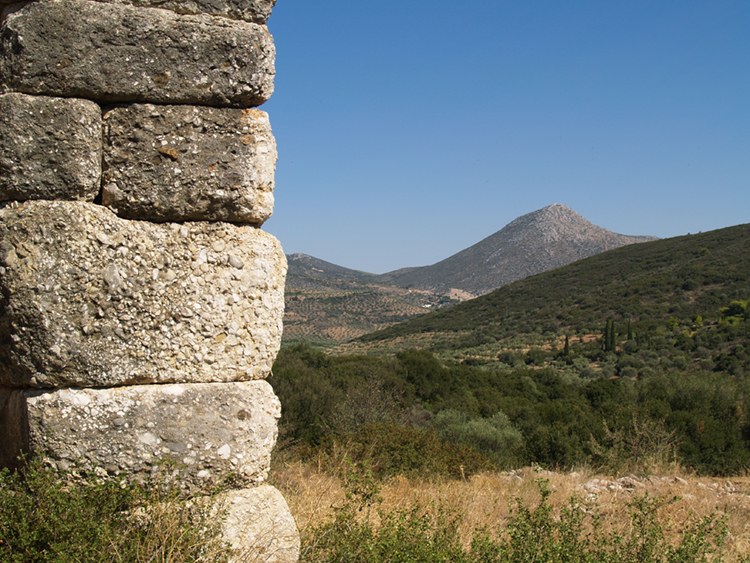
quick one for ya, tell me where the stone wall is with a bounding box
[0,0,299,560]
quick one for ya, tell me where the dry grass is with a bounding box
[271,461,750,560]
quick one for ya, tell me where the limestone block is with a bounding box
[102,104,276,224]
[0,0,275,107]
[0,93,102,202]
[92,0,276,24]
[0,381,280,489]
[217,486,300,563]
[0,200,287,389]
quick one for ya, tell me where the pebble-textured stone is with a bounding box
[0,200,287,389]
[0,93,102,202]
[102,105,276,224]
[217,485,301,563]
[91,0,276,24]
[0,381,280,490]
[0,0,275,107]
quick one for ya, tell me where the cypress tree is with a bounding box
[603,318,616,352]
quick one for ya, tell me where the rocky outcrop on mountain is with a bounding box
[381,204,655,296]
[0,0,298,559]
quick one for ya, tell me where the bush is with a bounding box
[590,416,679,475]
[329,422,494,479]
[433,410,524,468]
[0,458,230,562]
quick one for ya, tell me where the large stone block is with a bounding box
[217,485,301,563]
[0,0,275,107]
[0,93,102,202]
[0,200,287,388]
[102,105,276,224]
[0,381,280,489]
[91,0,276,24]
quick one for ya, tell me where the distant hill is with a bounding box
[284,254,455,345]
[380,204,655,297]
[351,223,750,357]
[286,253,381,290]
[283,204,655,344]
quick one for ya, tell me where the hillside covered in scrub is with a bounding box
[352,223,750,367]
[272,223,750,478]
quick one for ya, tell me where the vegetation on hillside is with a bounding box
[358,223,750,357]
[270,223,750,558]
[272,335,750,477]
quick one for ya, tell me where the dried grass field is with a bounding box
[271,461,750,561]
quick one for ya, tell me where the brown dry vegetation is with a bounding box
[271,461,750,560]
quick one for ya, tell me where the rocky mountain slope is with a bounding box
[283,204,655,344]
[380,204,655,297]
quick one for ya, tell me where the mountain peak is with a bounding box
[382,204,655,296]
[513,203,585,225]
[541,202,573,212]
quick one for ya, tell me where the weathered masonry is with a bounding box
[0,0,299,559]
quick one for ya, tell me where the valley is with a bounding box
[273,211,750,559]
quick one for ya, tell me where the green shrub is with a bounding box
[302,460,467,563]
[0,458,230,562]
[433,409,524,468]
[329,422,494,479]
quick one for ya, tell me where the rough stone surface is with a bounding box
[102,104,276,224]
[217,485,301,562]
[0,200,287,389]
[0,381,280,490]
[0,93,102,202]
[0,0,275,107]
[92,0,276,23]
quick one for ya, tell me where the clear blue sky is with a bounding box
[262,1,750,274]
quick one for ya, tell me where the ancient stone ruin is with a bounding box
[0,0,299,559]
